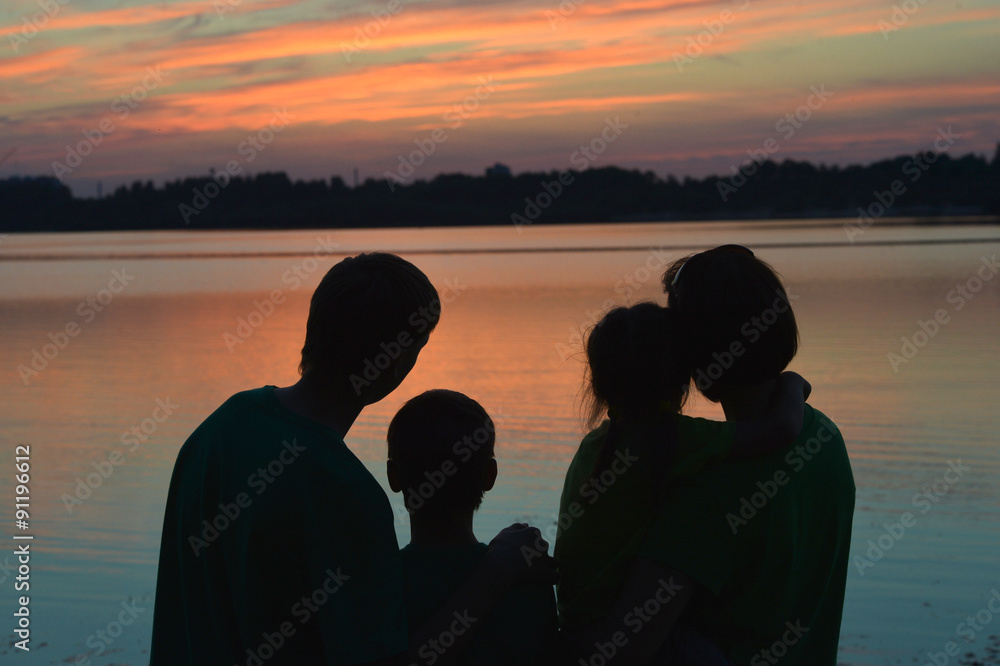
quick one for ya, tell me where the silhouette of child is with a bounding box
[387,389,558,665]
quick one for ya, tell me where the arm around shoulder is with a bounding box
[731,371,811,458]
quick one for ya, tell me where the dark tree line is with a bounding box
[1,145,998,232]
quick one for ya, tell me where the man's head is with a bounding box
[386,389,497,517]
[662,245,798,402]
[299,252,440,402]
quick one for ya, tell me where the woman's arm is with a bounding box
[730,371,811,459]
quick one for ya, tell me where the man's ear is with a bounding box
[483,458,498,492]
[387,458,402,493]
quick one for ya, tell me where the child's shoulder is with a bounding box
[399,542,489,570]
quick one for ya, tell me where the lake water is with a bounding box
[1,219,999,665]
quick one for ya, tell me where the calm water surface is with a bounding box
[1,219,998,665]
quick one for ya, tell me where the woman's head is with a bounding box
[662,245,798,402]
[584,302,692,427]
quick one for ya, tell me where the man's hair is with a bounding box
[662,246,798,402]
[387,389,495,516]
[299,252,440,381]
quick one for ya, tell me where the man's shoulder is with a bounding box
[212,386,271,419]
[175,386,352,486]
[189,386,268,429]
[668,404,851,498]
[801,405,844,442]
[792,405,853,484]
[177,388,268,451]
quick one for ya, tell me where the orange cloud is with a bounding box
[2,0,997,190]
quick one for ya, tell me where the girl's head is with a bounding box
[584,302,692,428]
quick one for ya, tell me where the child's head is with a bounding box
[584,302,691,428]
[299,252,440,401]
[387,389,497,517]
[661,245,798,402]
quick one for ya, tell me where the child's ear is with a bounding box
[483,458,498,492]
[386,458,402,493]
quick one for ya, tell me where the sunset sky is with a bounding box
[2,0,998,197]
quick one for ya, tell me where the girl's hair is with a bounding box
[584,302,692,478]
